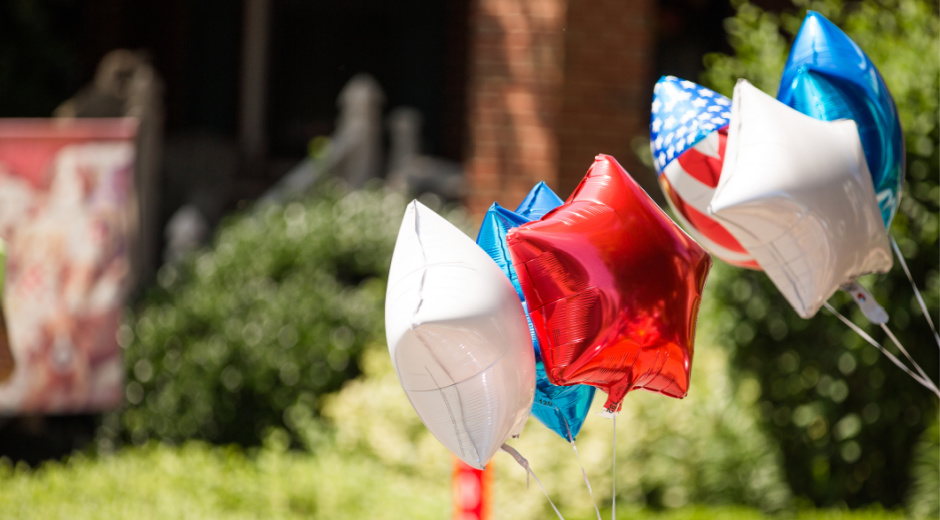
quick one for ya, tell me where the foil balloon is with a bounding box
[516,181,564,218]
[651,75,758,269]
[507,155,712,412]
[385,201,535,469]
[777,11,904,227]
[710,81,892,319]
[476,182,596,441]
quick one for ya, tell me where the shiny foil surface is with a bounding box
[709,81,892,319]
[476,182,595,440]
[507,155,712,412]
[777,11,904,227]
[386,201,535,469]
[650,76,759,269]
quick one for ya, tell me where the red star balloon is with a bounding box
[507,154,712,412]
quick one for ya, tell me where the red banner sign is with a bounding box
[0,118,137,414]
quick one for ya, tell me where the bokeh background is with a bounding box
[0,0,936,518]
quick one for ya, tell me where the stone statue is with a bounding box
[54,49,165,286]
[259,74,385,204]
[330,73,384,189]
[386,106,465,201]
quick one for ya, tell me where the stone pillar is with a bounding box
[465,0,657,217]
[239,0,272,177]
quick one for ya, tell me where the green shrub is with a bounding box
[100,182,469,448]
[0,441,907,520]
[906,412,939,519]
[702,0,939,508]
[322,310,793,518]
[0,440,450,520]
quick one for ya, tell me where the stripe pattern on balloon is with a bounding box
[650,75,759,269]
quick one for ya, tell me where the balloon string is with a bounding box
[880,322,940,395]
[890,236,940,348]
[560,414,601,520]
[612,414,617,520]
[569,439,602,520]
[824,303,939,397]
[500,444,566,520]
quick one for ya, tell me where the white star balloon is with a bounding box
[385,201,535,469]
[709,80,892,319]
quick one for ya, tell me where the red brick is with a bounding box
[464,0,656,215]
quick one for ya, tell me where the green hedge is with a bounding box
[0,441,907,520]
[0,441,448,520]
[906,412,939,518]
[100,183,468,448]
[702,0,939,508]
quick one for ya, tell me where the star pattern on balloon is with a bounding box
[651,76,732,173]
[507,155,712,412]
[651,75,757,270]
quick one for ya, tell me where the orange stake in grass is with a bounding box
[453,457,490,520]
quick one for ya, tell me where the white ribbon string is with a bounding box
[597,409,619,519]
[570,439,602,520]
[500,444,566,520]
[880,322,940,395]
[824,303,940,397]
[560,414,602,520]
[612,414,617,520]
[890,236,940,348]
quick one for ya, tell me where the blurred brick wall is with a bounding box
[465,0,567,217]
[465,0,657,218]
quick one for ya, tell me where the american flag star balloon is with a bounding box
[650,76,758,269]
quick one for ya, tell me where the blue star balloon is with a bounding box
[475,182,595,441]
[777,11,903,227]
[515,180,565,219]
